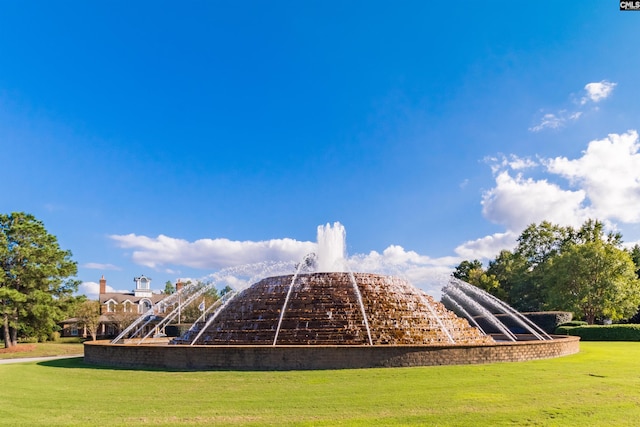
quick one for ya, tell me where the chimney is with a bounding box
[176,279,183,292]
[99,275,107,295]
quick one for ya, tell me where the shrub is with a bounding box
[165,324,193,337]
[492,311,572,334]
[555,324,640,341]
[557,320,588,328]
[524,312,573,334]
[58,337,85,343]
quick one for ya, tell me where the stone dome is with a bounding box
[191,273,494,346]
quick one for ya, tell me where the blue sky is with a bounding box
[2,2,640,298]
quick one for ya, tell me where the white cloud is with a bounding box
[582,80,617,104]
[481,170,590,230]
[454,231,518,261]
[485,154,538,174]
[529,80,615,132]
[348,245,459,296]
[78,281,100,299]
[508,155,538,170]
[544,131,640,223]
[109,234,316,270]
[83,262,121,271]
[78,281,129,300]
[529,110,582,132]
[349,245,457,272]
[529,113,564,132]
[623,240,640,250]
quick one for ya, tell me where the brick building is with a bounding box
[61,275,173,339]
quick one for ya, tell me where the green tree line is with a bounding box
[454,219,640,324]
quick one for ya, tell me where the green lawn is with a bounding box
[0,342,639,426]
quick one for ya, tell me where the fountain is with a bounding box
[84,222,579,370]
[442,278,552,341]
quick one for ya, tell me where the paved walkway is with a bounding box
[0,354,83,365]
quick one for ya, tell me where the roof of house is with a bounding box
[99,293,167,304]
[98,312,164,323]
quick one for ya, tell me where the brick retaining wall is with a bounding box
[84,336,579,370]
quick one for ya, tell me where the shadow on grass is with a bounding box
[37,357,238,372]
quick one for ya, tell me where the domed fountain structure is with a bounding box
[182,272,494,347]
[84,223,580,370]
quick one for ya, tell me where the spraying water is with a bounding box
[272,223,373,345]
[446,278,551,340]
[316,222,346,272]
[315,222,372,344]
[347,270,374,345]
[273,254,315,345]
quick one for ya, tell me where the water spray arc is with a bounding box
[273,254,315,345]
[442,277,552,341]
[189,291,238,345]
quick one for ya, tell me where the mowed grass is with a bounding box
[1,342,639,426]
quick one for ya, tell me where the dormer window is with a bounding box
[135,275,151,290]
[138,298,152,313]
[133,275,153,298]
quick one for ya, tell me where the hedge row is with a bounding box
[555,324,640,341]
[480,312,573,334]
[523,311,573,334]
[557,320,587,327]
[164,324,193,337]
[492,311,573,334]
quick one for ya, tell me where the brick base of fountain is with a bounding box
[84,337,579,370]
[83,273,580,370]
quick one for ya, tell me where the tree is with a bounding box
[478,218,640,322]
[469,219,640,321]
[508,221,572,311]
[574,218,622,246]
[546,239,640,324]
[163,280,175,295]
[515,221,571,267]
[452,259,504,300]
[220,285,233,296]
[180,283,220,323]
[109,303,140,334]
[75,300,101,341]
[629,244,640,279]
[486,250,526,305]
[453,259,484,282]
[628,244,640,323]
[0,212,78,348]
